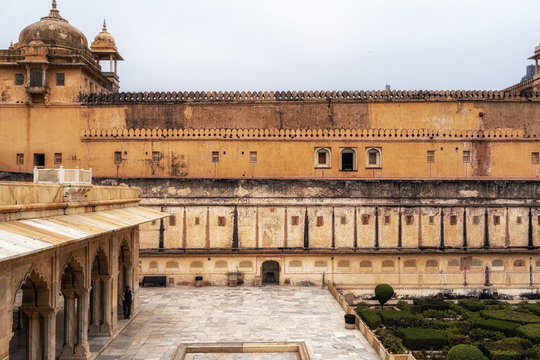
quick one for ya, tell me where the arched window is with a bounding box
[514,260,525,268]
[340,148,357,171]
[314,260,328,268]
[365,147,382,168]
[190,261,203,269]
[471,259,482,268]
[360,260,372,268]
[382,260,394,268]
[337,260,350,268]
[536,260,540,268]
[166,261,178,269]
[215,260,228,269]
[492,259,504,270]
[289,260,302,268]
[149,261,158,269]
[426,260,438,268]
[404,259,417,268]
[448,259,459,267]
[239,260,253,269]
[314,148,331,168]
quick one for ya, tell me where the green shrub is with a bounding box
[355,301,369,313]
[375,328,404,354]
[448,334,470,347]
[358,310,381,330]
[480,337,536,360]
[413,298,450,311]
[422,309,458,319]
[482,310,540,324]
[396,300,410,311]
[489,350,522,360]
[519,303,540,317]
[517,323,540,344]
[375,284,394,308]
[458,298,486,312]
[398,327,447,350]
[469,328,505,342]
[379,309,423,327]
[474,318,520,336]
[446,344,484,360]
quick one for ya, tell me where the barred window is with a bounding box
[56,73,65,86]
[427,150,435,163]
[463,150,471,163]
[15,73,24,86]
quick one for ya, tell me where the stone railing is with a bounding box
[33,166,92,185]
[328,283,415,360]
[81,127,528,140]
[83,89,540,105]
[504,78,535,93]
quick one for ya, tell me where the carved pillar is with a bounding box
[74,288,90,358]
[22,307,41,360]
[61,291,76,357]
[101,276,112,334]
[89,279,101,334]
[124,261,133,292]
[41,307,56,360]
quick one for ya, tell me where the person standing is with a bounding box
[122,285,134,319]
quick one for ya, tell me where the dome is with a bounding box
[17,1,88,50]
[92,20,116,47]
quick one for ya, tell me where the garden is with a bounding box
[354,284,540,359]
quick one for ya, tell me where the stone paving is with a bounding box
[96,286,381,360]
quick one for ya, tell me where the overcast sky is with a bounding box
[2,1,539,92]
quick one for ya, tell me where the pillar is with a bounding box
[74,288,90,358]
[100,276,112,334]
[109,55,113,73]
[124,261,133,291]
[60,291,76,357]
[22,307,41,360]
[89,279,101,334]
[41,307,56,360]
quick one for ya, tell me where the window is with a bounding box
[463,150,471,163]
[448,259,460,267]
[360,260,372,268]
[492,260,504,270]
[340,215,347,225]
[215,260,228,269]
[536,260,540,268]
[384,215,391,225]
[427,150,435,163]
[517,216,523,224]
[152,151,160,163]
[382,260,394,268]
[493,215,500,225]
[166,261,178,269]
[289,260,302,268]
[533,152,539,165]
[450,215,457,225]
[316,216,324,227]
[33,153,45,168]
[337,260,350,268]
[514,260,525,268]
[54,153,62,165]
[361,214,370,225]
[212,151,219,163]
[114,151,122,164]
[365,147,382,168]
[29,68,43,87]
[218,216,226,226]
[169,215,176,226]
[239,261,252,269]
[16,153,24,165]
[405,215,414,225]
[56,73,65,86]
[471,259,482,268]
[249,151,257,163]
[473,216,480,225]
[404,259,416,268]
[149,261,158,269]
[291,216,299,226]
[426,260,438,268]
[314,148,331,168]
[339,148,357,171]
[15,73,24,86]
[194,217,200,225]
[190,261,203,269]
[314,260,327,268]
[429,216,435,225]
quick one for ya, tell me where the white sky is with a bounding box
[2,0,539,92]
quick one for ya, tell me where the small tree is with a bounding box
[447,344,484,360]
[375,284,394,308]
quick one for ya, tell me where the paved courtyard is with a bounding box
[96,286,381,360]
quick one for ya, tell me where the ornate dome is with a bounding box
[17,1,88,50]
[92,20,116,47]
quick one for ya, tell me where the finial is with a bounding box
[103,19,107,32]
[52,0,57,9]
[9,41,13,50]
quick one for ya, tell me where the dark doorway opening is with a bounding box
[33,153,45,168]
[341,152,354,171]
[261,260,280,285]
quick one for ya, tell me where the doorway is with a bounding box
[261,260,280,285]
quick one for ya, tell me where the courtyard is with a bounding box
[95,286,381,360]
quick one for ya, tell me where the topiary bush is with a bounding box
[482,310,540,324]
[375,284,394,308]
[474,318,520,336]
[398,327,447,350]
[517,323,540,344]
[446,344,484,360]
[458,298,486,312]
[358,310,381,330]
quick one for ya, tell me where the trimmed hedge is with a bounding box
[483,310,540,324]
[413,298,450,311]
[446,344,484,360]
[517,323,540,344]
[458,298,486,312]
[375,328,404,354]
[475,318,520,336]
[480,337,536,360]
[379,310,423,327]
[398,327,447,350]
[358,310,381,330]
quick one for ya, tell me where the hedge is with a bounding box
[458,298,486,312]
[517,323,540,344]
[358,310,381,330]
[398,327,447,350]
[379,310,423,327]
[413,298,450,311]
[446,344,484,360]
[489,350,522,360]
[475,318,520,336]
[480,337,536,360]
[482,310,540,324]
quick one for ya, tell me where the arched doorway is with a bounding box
[261,261,280,285]
[89,247,112,336]
[117,241,133,321]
